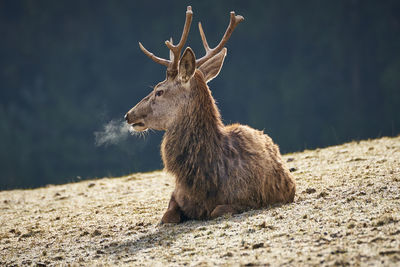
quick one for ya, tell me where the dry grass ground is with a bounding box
[1,136,400,266]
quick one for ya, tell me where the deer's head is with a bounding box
[125,6,243,132]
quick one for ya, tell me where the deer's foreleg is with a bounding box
[161,193,183,224]
[210,204,247,219]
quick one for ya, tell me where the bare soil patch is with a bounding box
[1,136,400,266]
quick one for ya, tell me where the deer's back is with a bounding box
[220,123,295,206]
[172,123,296,219]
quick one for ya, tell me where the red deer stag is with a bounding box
[125,6,296,223]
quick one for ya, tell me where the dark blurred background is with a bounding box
[1,0,399,190]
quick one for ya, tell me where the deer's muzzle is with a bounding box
[125,110,148,132]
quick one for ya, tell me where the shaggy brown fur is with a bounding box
[160,70,296,222]
[125,7,295,223]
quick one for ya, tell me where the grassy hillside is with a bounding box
[1,136,399,266]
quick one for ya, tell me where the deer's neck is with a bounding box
[161,71,224,194]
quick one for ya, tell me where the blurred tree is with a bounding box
[0,0,399,189]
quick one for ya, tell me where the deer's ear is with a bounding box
[178,47,196,83]
[199,48,227,83]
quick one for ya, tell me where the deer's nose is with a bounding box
[124,113,129,122]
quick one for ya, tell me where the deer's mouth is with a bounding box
[130,121,147,132]
[132,122,144,127]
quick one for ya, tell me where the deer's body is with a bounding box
[162,71,295,220]
[125,6,296,223]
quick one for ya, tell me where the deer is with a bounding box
[125,6,296,223]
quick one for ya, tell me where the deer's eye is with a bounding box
[155,90,164,97]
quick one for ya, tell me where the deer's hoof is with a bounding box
[161,209,181,224]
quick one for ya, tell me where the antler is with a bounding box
[165,7,193,73]
[138,7,244,75]
[196,11,244,67]
[139,6,193,77]
[138,42,170,67]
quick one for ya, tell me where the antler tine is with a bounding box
[138,6,193,71]
[169,37,174,61]
[165,6,193,72]
[198,22,210,52]
[139,42,170,67]
[196,11,244,67]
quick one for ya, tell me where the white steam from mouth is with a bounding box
[94,119,135,146]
